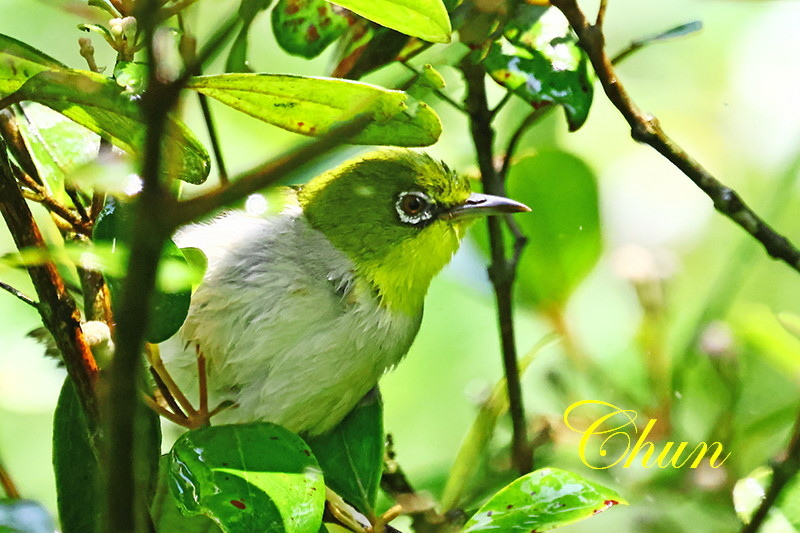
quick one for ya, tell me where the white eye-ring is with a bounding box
[396,191,434,225]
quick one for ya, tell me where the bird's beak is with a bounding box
[442,192,531,221]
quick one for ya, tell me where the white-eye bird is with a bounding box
[161,149,529,436]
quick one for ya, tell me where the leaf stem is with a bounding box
[461,59,531,474]
[0,455,20,499]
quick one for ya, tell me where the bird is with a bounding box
[159,148,530,436]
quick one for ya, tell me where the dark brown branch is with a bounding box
[461,60,531,474]
[0,280,37,308]
[551,0,800,274]
[0,138,100,427]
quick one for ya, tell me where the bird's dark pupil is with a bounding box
[404,195,423,214]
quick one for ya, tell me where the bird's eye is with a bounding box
[396,191,434,225]
[401,193,426,215]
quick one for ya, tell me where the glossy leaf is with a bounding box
[227,0,273,72]
[327,0,451,43]
[168,423,325,533]
[93,198,193,343]
[306,389,383,515]
[52,378,100,533]
[0,33,65,98]
[485,7,593,131]
[13,102,99,203]
[462,468,626,532]
[734,466,800,531]
[506,151,601,311]
[152,457,222,532]
[272,0,349,59]
[0,69,210,184]
[186,73,441,146]
[114,61,147,96]
[0,499,55,533]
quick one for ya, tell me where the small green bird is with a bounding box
[162,149,529,435]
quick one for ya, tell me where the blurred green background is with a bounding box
[1,0,799,531]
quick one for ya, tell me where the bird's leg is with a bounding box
[144,343,234,429]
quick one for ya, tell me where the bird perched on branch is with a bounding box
[159,149,529,435]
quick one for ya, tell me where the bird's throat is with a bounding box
[358,221,465,315]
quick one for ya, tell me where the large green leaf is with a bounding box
[507,151,601,311]
[326,0,451,43]
[462,468,626,532]
[484,7,594,131]
[93,198,193,343]
[168,423,325,533]
[53,377,99,533]
[13,102,99,203]
[0,499,55,533]
[272,0,349,59]
[306,389,383,516]
[0,69,210,184]
[0,33,65,98]
[734,466,800,531]
[152,456,222,532]
[186,73,441,146]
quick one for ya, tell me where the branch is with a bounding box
[741,404,800,533]
[0,138,100,428]
[0,280,37,308]
[171,115,371,226]
[551,0,800,274]
[0,455,20,499]
[461,59,531,474]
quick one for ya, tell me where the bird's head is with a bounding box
[298,149,529,315]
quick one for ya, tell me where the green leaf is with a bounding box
[327,0,451,43]
[306,389,383,516]
[484,7,594,131]
[114,61,148,96]
[226,0,273,72]
[0,499,55,533]
[0,69,210,184]
[507,151,601,311]
[168,423,325,533]
[0,33,65,98]
[13,102,99,203]
[94,198,193,343]
[152,456,222,532]
[53,377,99,533]
[272,0,349,59]
[734,466,800,531]
[186,73,441,146]
[778,312,800,341]
[462,468,626,532]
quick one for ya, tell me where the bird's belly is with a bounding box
[170,282,420,436]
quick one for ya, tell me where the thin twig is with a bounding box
[551,0,800,274]
[398,61,467,114]
[499,106,552,182]
[14,165,92,236]
[0,456,20,499]
[0,280,37,308]
[461,59,531,474]
[197,94,229,184]
[172,114,371,226]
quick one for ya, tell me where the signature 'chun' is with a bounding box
[564,400,731,470]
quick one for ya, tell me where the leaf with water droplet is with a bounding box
[168,423,325,533]
[462,468,626,532]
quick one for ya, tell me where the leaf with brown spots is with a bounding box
[272,0,349,59]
